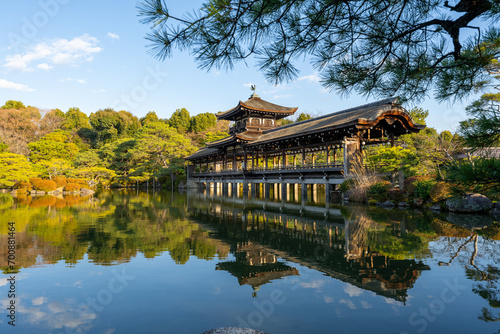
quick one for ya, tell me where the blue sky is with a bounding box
[0,0,480,132]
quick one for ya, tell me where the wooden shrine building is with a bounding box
[186,93,424,201]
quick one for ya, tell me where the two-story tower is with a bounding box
[217,92,298,137]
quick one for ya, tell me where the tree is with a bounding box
[0,142,8,153]
[89,108,141,147]
[140,111,159,126]
[168,108,191,133]
[408,107,429,126]
[73,166,116,187]
[1,100,25,109]
[0,106,42,155]
[366,146,419,175]
[28,130,80,163]
[0,152,37,188]
[296,113,312,122]
[459,93,500,148]
[138,0,500,102]
[63,107,90,130]
[189,112,217,133]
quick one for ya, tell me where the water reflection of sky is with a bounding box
[0,191,499,334]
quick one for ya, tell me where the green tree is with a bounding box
[190,112,217,133]
[296,113,312,122]
[73,166,116,187]
[0,152,37,187]
[1,100,25,109]
[140,111,159,126]
[63,107,90,130]
[89,109,141,147]
[168,108,191,133]
[408,107,429,126]
[139,0,500,102]
[0,142,8,153]
[459,93,500,148]
[366,146,419,175]
[28,130,80,163]
[74,150,104,168]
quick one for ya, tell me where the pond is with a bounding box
[0,190,499,334]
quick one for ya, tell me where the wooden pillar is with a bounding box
[325,183,331,203]
[312,153,316,166]
[243,151,248,171]
[282,151,287,168]
[302,148,306,166]
[326,146,330,165]
[301,183,308,202]
[265,154,268,170]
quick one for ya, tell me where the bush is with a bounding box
[404,175,433,196]
[368,199,378,205]
[53,176,67,188]
[30,179,57,192]
[14,181,32,191]
[413,180,436,200]
[64,183,81,191]
[67,178,88,187]
[429,182,451,202]
[367,181,391,200]
[340,179,355,193]
[387,188,405,203]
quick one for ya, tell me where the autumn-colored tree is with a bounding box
[0,106,42,155]
[0,153,38,188]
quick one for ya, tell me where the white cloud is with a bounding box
[0,78,35,91]
[344,284,363,297]
[298,73,321,83]
[32,297,47,306]
[37,63,52,71]
[4,34,102,72]
[273,94,292,99]
[339,299,357,309]
[300,279,325,289]
[60,78,87,84]
[107,32,120,40]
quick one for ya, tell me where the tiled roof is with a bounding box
[216,95,297,120]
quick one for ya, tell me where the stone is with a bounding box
[429,204,441,211]
[380,200,395,207]
[80,188,95,196]
[398,202,410,208]
[446,194,493,213]
[413,198,423,207]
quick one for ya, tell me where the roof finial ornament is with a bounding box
[250,84,259,98]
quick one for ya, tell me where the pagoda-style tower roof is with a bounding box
[216,94,298,121]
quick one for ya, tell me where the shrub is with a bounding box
[340,179,355,193]
[31,179,57,192]
[368,199,378,205]
[387,188,405,203]
[67,178,87,187]
[64,183,81,191]
[413,180,436,200]
[53,176,67,188]
[404,175,433,196]
[429,182,451,202]
[14,181,32,191]
[367,181,391,200]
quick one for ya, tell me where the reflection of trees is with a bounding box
[0,191,229,271]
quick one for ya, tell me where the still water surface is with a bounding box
[0,190,499,334]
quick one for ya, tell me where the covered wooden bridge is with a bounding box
[186,93,424,202]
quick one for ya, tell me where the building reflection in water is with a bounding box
[187,190,430,303]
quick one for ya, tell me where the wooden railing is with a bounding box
[192,163,344,175]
